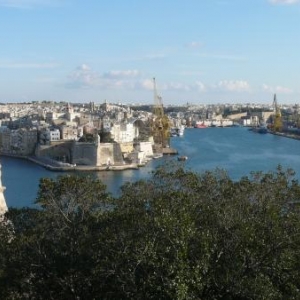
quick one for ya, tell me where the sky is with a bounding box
[0,0,299,105]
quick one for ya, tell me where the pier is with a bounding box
[27,157,139,172]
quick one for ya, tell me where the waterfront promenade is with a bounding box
[27,156,139,171]
[270,131,300,141]
[0,154,139,172]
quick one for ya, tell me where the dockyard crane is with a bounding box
[153,77,164,119]
[272,94,283,132]
[150,78,171,150]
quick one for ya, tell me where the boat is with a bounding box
[153,153,163,159]
[170,125,185,136]
[177,125,185,136]
[194,122,207,129]
[177,155,188,161]
[250,122,268,134]
[170,128,178,137]
[257,126,268,134]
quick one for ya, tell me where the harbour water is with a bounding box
[2,126,300,208]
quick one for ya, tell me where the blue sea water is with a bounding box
[2,126,300,208]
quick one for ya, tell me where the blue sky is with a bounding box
[0,0,299,105]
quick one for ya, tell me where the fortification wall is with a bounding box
[35,141,73,162]
[72,142,98,166]
[227,112,247,120]
[37,141,125,167]
[98,143,124,165]
[136,141,153,157]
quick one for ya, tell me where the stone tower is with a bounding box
[0,162,8,215]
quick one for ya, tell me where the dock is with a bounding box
[162,147,178,155]
[25,156,139,172]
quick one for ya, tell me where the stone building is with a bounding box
[0,127,37,155]
[60,125,78,140]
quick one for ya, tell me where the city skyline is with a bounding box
[0,0,299,105]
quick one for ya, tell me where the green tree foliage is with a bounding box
[78,133,96,143]
[1,166,300,299]
[0,176,111,299]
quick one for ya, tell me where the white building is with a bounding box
[49,128,61,141]
[111,122,139,143]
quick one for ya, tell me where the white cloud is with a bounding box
[67,64,100,88]
[262,84,275,93]
[262,83,293,94]
[268,0,299,4]
[167,82,191,91]
[67,65,144,89]
[66,66,253,96]
[195,81,206,92]
[104,70,140,79]
[119,78,193,92]
[218,80,250,92]
[79,64,91,71]
[276,86,293,93]
[137,79,154,90]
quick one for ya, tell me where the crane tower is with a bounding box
[272,94,283,132]
[151,78,170,151]
[153,77,164,118]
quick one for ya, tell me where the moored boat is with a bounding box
[250,123,268,134]
[153,153,163,159]
[194,122,207,129]
[177,155,188,161]
[177,125,185,136]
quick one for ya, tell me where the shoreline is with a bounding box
[269,131,300,141]
[0,154,139,172]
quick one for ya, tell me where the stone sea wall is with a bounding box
[36,141,125,166]
[72,142,99,166]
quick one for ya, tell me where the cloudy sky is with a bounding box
[0,0,299,105]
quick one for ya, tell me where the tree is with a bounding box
[0,175,111,299]
[1,166,300,299]
[94,165,300,299]
[78,133,96,143]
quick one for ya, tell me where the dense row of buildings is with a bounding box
[0,101,155,166]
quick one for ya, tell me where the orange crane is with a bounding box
[272,94,283,132]
[150,78,170,150]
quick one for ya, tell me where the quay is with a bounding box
[0,154,139,172]
[162,147,178,155]
[27,157,139,172]
[269,131,300,141]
